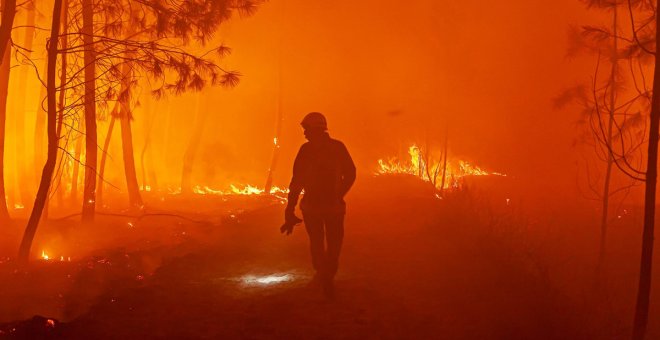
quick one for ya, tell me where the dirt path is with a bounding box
[50,201,458,339]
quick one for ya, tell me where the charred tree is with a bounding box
[563,0,649,277]
[97,116,115,207]
[598,3,619,270]
[18,0,62,262]
[632,0,660,338]
[0,0,16,221]
[118,62,143,209]
[120,112,142,207]
[69,128,83,204]
[0,0,16,64]
[34,58,47,186]
[51,0,68,215]
[81,0,97,221]
[568,2,660,337]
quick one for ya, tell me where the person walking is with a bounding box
[282,112,356,298]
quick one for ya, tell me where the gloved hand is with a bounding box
[281,212,303,235]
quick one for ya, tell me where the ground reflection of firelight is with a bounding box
[239,274,294,286]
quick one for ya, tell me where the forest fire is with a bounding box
[376,145,505,190]
[1,0,660,339]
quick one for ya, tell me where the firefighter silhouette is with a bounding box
[282,112,356,298]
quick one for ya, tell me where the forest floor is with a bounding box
[0,175,659,339]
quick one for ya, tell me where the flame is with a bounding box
[41,250,71,262]
[192,185,224,195]
[231,184,263,195]
[190,184,288,196]
[377,145,505,190]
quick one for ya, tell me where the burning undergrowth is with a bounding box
[376,145,506,191]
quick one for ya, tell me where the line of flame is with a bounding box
[376,145,505,190]
[190,184,289,196]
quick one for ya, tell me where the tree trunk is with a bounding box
[34,59,47,186]
[56,0,67,141]
[116,61,143,208]
[0,0,16,65]
[598,4,618,270]
[181,94,204,194]
[117,16,143,208]
[80,0,97,222]
[632,1,660,337]
[0,37,10,221]
[38,58,48,218]
[51,0,68,215]
[69,129,83,203]
[97,116,115,207]
[18,0,62,263]
[120,111,142,208]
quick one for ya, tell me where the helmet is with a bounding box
[301,112,327,130]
